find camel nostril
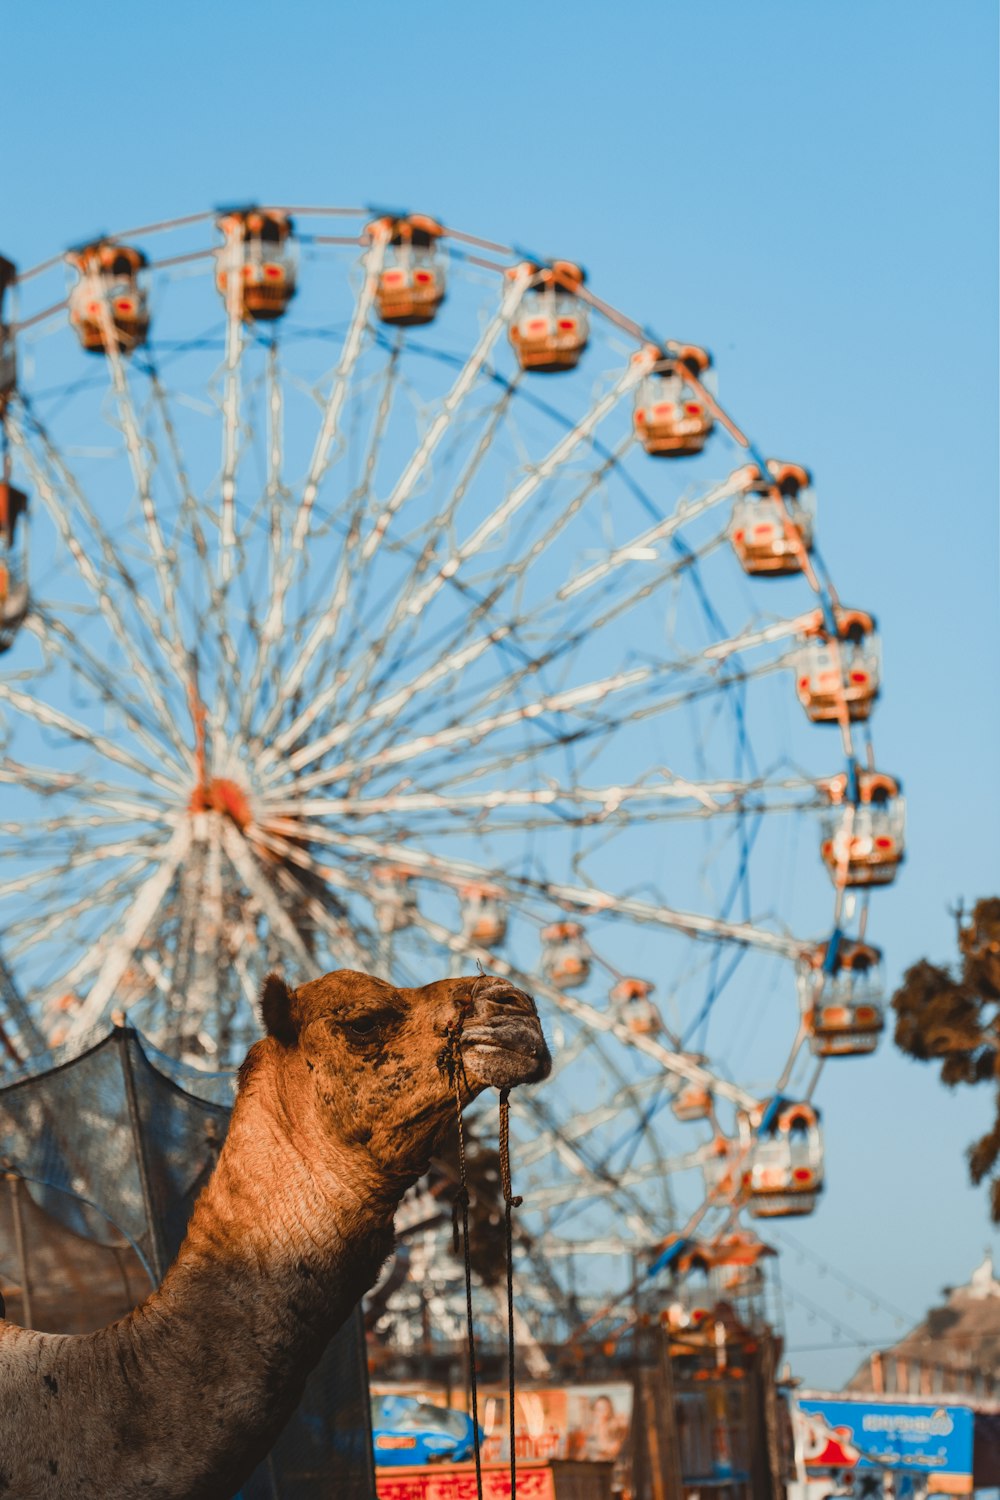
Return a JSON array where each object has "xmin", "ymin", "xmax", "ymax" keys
[{"xmin": 473, "ymin": 982, "xmax": 535, "ymax": 1018}]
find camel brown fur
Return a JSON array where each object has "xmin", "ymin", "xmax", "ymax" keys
[{"xmin": 0, "ymin": 969, "xmax": 550, "ymax": 1499}]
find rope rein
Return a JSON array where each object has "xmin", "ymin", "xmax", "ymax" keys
[
  {"xmin": 499, "ymin": 1086, "xmax": 522, "ymax": 1500},
  {"xmin": 444, "ymin": 1016, "xmax": 522, "ymax": 1500}
]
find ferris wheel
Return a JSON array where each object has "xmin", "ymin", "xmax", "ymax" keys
[{"xmin": 0, "ymin": 206, "xmax": 905, "ymax": 1348}]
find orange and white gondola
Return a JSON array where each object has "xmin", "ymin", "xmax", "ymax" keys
[
  {"xmin": 368, "ymin": 214, "xmax": 446, "ymax": 327},
  {"xmin": 729, "ymin": 460, "xmax": 814, "ymax": 576},
  {"xmin": 372, "ymin": 865, "xmax": 419, "ymax": 935},
  {"xmin": 799, "ymin": 939, "xmax": 885, "ymax": 1057},
  {"xmin": 215, "ymin": 208, "xmax": 297, "ymax": 322},
  {"xmin": 793, "ymin": 607, "xmax": 881, "ymax": 724},
  {"xmin": 747, "ymin": 1101, "xmax": 824, "ymax": 1219},
  {"xmin": 67, "ymin": 240, "xmax": 149, "ymax": 353},
  {"xmin": 508, "ymin": 260, "xmax": 588, "ymax": 372},
  {"xmin": 609, "ymin": 976, "xmax": 662, "ymax": 1036},
  {"xmin": 540, "ymin": 921, "xmax": 591, "ymax": 989},
  {"xmin": 818, "ymin": 770, "xmax": 905, "ymax": 888},
  {"xmin": 633, "ymin": 343, "xmax": 714, "ymax": 456},
  {"xmin": 458, "ymin": 883, "xmax": 507, "ymax": 948}
]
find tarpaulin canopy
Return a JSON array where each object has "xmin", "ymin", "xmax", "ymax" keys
[{"xmin": 0, "ymin": 1025, "xmax": 375, "ymax": 1500}]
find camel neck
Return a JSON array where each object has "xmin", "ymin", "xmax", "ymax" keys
[
  {"xmin": 100, "ymin": 1048, "xmax": 396, "ymax": 1496},
  {"xmin": 159, "ymin": 1043, "xmax": 395, "ymax": 1310}
]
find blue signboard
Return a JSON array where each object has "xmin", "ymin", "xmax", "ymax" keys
[{"xmin": 796, "ymin": 1397, "xmax": 974, "ymax": 1480}]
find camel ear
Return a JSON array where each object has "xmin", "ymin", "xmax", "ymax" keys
[{"xmin": 261, "ymin": 972, "xmax": 298, "ymax": 1044}]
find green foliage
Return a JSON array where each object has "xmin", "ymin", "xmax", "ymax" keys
[{"xmin": 892, "ymin": 898, "xmax": 1000, "ymax": 1221}]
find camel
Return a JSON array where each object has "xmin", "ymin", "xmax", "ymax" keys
[{"xmin": 0, "ymin": 968, "xmax": 550, "ymax": 1499}]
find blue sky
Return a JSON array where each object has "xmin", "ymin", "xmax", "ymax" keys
[{"xmin": 5, "ymin": 1, "xmax": 998, "ymax": 1388}]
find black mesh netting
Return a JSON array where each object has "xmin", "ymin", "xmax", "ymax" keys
[{"xmin": 0, "ymin": 1026, "xmax": 375, "ymax": 1500}]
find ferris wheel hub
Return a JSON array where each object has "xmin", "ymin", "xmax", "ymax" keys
[{"xmin": 188, "ymin": 777, "xmax": 251, "ymax": 831}]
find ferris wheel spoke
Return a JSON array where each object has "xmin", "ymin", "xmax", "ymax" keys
[
  {"xmin": 281, "ymin": 824, "xmax": 803, "ymax": 974},
  {"xmin": 143, "ymin": 365, "xmax": 213, "ymax": 578},
  {"xmin": 241, "ymin": 341, "xmax": 314, "ymax": 738},
  {"xmin": 142, "ymin": 362, "xmax": 247, "ymax": 696},
  {"xmin": 0, "ymin": 678, "xmax": 185, "ymax": 794},
  {"xmin": 276, "ymin": 651, "xmax": 778, "ymax": 799},
  {"xmin": 704, "ymin": 610, "xmax": 817, "ymax": 663},
  {"xmin": 219, "ymin": 823, "xmax": 323, "ymax": 976},
  {"xmin": 395, "ymin": 348, "xmax": 655, "ymax": 623},
  {"xmin": 7, "ymin": 408, "xmax": 195, "ymax": 765},
  {"xmin": 378, "ymin": 656, "xmax": 792, "ymax": 804},
  {"xmin": 62, "ymin": 822, "xmax": 191, "ymax": 1042},
  {"xmin": 99, "ymin": 330, "xmax": 190, "ymax": 666},
  {"xmin": 528, "ymin": 1151, "xmax": 706, "ymax": 1214},
  {"xmin": 556, "ymin": 470, "xmax": 743, "ymax": 603},
  {"xmin": 339, "ymin": 530, "xmax": 731, "ymax": 776},
  {"xmin": 519, "ymin": 1104, "xmax": 662, "ymax": 1240},
  {"xmin": 217, "ymin": 226, "xmax": 246, "ymax": 588},
  {"xmin": 332, "ymin": 381, "xmax": 523, "ymax": 722},
  {"xmin": 273, "ymin": 305, "xmax": 527, "ymax": 753},
  {"xmin": 248, "ymin": 823, "xmax": 374, "ymax": 969},
  {"xmin": 256, "ymin": 608, "xmax": 523, "ymax": 786},
  {"xmin": 288, "ymin": 228, "xmax": 389, "ymax": 560},
  {"xmin": 515, "ymin": 1075, "xmax": 680, "ymax": 1223},
  {"xmin": 331, "ymin": 438, "xmax": 630, "ymax": 744},
  {"xmin": 247, "ymin": 230, "xmax": 390, "ymax": 716},
  {"xmin": 0, "ymin": 758, "xmax": 175, "ymax": 820},
  {"xmin": 275, "ymin": 665, "xmax": 652, "ymax": 789},
  {"xmin": 358, "ymin": 267, "xmax": 531, "ymax": 573},
  {"xmin": 4, "ymin": 854, "xmax": 156, "ymax": 970},
  {"xmin": 341, "ymin": 438, "xmax": 734, "ymax": 746},
  {"xmin": 312, "ymin": 534, "xmax": 721, "ymax": 791},
  {"xmin": 23, "ymin": 613, "xmax": 191, "ymax": 776},
  {"xmin": 248, "ymin": 341, "xmax": 406, "ymax": 752},
  {"xmin": 0, "ymin": 834, "xmax": 160, "ymax": 903},
  {"xmin": 361, "ymin": 789, "xmax": 816, "ymax": 840}
]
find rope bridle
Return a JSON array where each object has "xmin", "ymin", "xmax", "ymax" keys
[{"xmin": 443, "ymin": 1010, "xmax": 522, "ymax": 1500}]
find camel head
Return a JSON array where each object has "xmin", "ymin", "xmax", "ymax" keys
[{"xmin": 254, "ymin": 969, "xmax": 551, "ymax": 1194}]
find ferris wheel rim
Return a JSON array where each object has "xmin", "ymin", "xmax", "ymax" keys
[{"xmin": 0, "ymin": 202, "xmax": 897, "ymax": 1311}]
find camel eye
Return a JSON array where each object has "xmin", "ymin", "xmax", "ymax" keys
[{"xmin": 347, "ymin": 1014, "xmax": 381, "ymax": 1037}]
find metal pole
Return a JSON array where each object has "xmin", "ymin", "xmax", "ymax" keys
[
  {"xmin": 117, "ymin": 1024, "xmax": 168, "ymax": 1284},
  {"xmin": 656, "ymin": 1324, "xmax": 685, "ymax": 1500},
  {"xmin": 7, "ymin": 1172, "xmax": 32, "ymax": 1328}
]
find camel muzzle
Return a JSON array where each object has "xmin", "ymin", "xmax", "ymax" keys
[{"xmin": 460, "ymin": 981, "xmax": 551, "ymax": 1087}]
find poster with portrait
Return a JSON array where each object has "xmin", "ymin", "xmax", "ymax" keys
[{"xmin": 477, "ymin": 1383, "xmax": 633, "ymax": 1463}]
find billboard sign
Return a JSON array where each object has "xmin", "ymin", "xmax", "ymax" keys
[{"xmin": 794, "ymin": 1397, "xmax": 974, "ymax": 1491}]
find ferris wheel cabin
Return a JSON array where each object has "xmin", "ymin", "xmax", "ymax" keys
[
  {"xmin": 540, "ymin": 921, "xmax": 591, "ymax": 988},
  {"xmin": 368, "ymin": 214, "xmax": 446, "ymax": 327},
  {"xmin": 215, "ymin": 209, "xmax": 297, "ymax": 322},
  {"xmin": 729, "ymin": 460, "xmax": 814, "ymax": 576},
  {"xmin": 663, "ymin": 1234, "xmax": 774, "ymax": 1343},
  {"xmin": 633, "ymin": 344, "xmax": 715, "ymax": 457},
  {"xmin": 747, "ymin": 1101, "xmax": 824, "ymax": 1219},
  {"xmin": 372, "ymin": 865, "xmax": 419, "ymax": 935},
  {"xmin": 67, "ymin": 241, "xmax": 149, "ymax": 354},
  {"xmin": 508, "ymin": 260, "xmax": 589, "ymax": 373},
  {"xmin": 800, "ymin": 939, "xmax": 885, "ymax": 1057},
  {"xmin": 459, "ymin": 883, "xmax": 507, "ymax": 948},
  {"xmin": 671, "ymin": 1076, "xmax": 714, "ymax": 1123},
  {"xmin": 819, "ymin": 769, "xmax": 905, "ymax": 888},
  {"xmin": 610, "ymin": 976, "xmax": 663, "ymax": 1036},
  {"xmin": 794, "ymin": 606, "xmax": 881, "ymax": 724},
  {"xmin": 0, "ymin": 482, "xmax": 29, "ymax": 653}
]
